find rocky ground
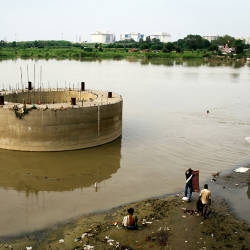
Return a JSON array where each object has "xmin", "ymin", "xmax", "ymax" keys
[{"xmin": 0, "ymin": 169, "xmax": 249, "ymax": 250}]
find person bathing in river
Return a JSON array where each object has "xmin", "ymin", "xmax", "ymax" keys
[
  {"xmin": 199, "ymin": 184, "xmax": 211, "ymax": 219},
  {"xmin": 122, "ymin": 208, "xmax": 138, "ymax": 230},
  {"xmin": 184, "ymin": 168, "xmax": 194, "ymax": 202}
]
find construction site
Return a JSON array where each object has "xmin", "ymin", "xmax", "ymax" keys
[{"xmin": 0, "ymin": 82, "xmax": 123, "ymax": 151}]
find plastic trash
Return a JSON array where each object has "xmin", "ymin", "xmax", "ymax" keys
[
  {"xmin": 83, "ymin": 245, "xmax": 94, "ymax": 250},
  {"xmin": 244, "ymin": 137, "xmax": 250, "ymax": 143},
  {"xmin": 233, "ymin": 167, "xmax": 249, "ymax": 173},
  {"xmin": 81, "ymin": 233, "xmax": 88, "ymax": 239},
  {"xmin": 182, "ymin": 197, "xmax": 188, "ymax": 201},
  {"xmin": 26, "ymin": 247, "xmax": 32, "ymax": 250},
  {"xmin": 59, "ymin": 239, "xmax": 64, "ymax": 243}
]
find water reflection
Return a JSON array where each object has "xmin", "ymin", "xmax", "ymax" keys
[
  {"xmin": 0, "ymin": 138, "xmax": 121, "ymax": 193},
  {"xmin": 247, "ymin": 184, "xmax": 250, "ymax": 200},
  {"xmin": 231, "ymin": 73, "xmax": 240, "ymax": 79}
]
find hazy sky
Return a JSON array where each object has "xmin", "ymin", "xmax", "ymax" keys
[{"xmin": 1, "ymin": 0, "xmax": 250, "ymax": 42}]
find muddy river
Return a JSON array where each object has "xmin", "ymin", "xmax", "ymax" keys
[{"xmin": 0, "ymin": 59, "xmax": 250, "ymax": 236}]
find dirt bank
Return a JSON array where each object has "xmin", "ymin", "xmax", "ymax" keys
[
  {"xmin": 0, "ymin": 168, "xmax": 249, "ymax": 249},
  {"xmin": 0, "ymin": 192, "xmax": 249, "ymax": 250}
]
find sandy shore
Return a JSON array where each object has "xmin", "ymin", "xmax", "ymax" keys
[{"xmin": 0, "ymin": 169, "xmax": 249, "ymax": 250}]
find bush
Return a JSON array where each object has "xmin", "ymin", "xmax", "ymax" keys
[{"xmin": 84, "ymin": 47, "xmax": 93, "ymax": 52}]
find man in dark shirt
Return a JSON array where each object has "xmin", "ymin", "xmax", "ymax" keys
[{"xmin": 184, "ymin": 168, "xmax": 194, "ymax": 202}]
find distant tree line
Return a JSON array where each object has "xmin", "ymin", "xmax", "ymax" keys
[
  {"xmin": 0, "ymin": 40, "xmax": 82, "ymax": 49},
  {"xmin": 0, "ymin": 35, "xmax": 248, "ymax": 55},
  {"xmin": 104, "ymin": 34, "xmax": 249, "ymax": 54}
]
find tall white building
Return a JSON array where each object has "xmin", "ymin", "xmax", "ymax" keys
[
  {"xmin": 149, "ymin": 32, "xmax": 171, "ymax": 43},
  {"xmin": 120, "ymin": 32, "xmax": 144, "ymax": 42},
  {"xmin": 246, "ymin": 37, "xmax": 250, "ymax": 45},
  {"xmin": 202, "ymin": 36, "xmax": 219, "ymax": 42},
  {"xmin": 91, "ymin": 31, "xmax": 115, "ymax": 44}
]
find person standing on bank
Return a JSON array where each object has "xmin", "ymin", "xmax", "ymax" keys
[
  {"xmin": 199, "ymin": 184, "xmax": 211, "ymax": 218},
  {"xmin": 184, "ymin": 168, "xmax": 194, "ymax": 202}
]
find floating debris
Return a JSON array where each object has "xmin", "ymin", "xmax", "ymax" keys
[
  {"xmin": 244, "ymin": 137, "xmax": 250, "ymax": 143},
  {"xmin": 234, "ymin": 167, "xmax": 249, "ymax": 173}
]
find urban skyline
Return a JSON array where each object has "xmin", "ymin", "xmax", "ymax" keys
[{"xmin": 1, "ymin": 0, "xmax": 250, "ymax": 42}]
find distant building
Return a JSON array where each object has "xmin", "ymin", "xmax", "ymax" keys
[
  {"xmin": 120, "ymin": 32, "xmax": 144, "ymax": 42},
  {"xmin": 149, "ymin": 32, "xmax": 171, "ymax": 43},
  {"xmin": 202, "ymin": 36, "xmax": 219, "ymax": 42},
  {"xmin": 91, "ymin": 31, "xmax": 115, "ymax": 44},
  {"xmin": 246, "ymin": 37, "xmax": 250, "ymax": 45}
]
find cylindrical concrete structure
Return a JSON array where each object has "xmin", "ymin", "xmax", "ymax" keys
[{"xmin": 0, "ymin": 89, "xmax": 122, "ymax": 151}]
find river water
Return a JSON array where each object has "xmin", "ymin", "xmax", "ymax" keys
[{"xmin": 0, "ymin": 59, "xmax": 250, "ymax": 236}]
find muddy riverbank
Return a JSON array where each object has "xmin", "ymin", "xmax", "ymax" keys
[{"xmin": 0, "ymin": 168, "xmax": 249, "ymax": 250}]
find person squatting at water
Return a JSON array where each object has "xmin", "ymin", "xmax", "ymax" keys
[
  {"xmin": 197, "ymin": 184, "xmax": 211, "ymax": 219},
  {"xmin": 122, "ymin": 208, "xmax": 138, "ymax": 230},
  {"xmin": 184, "ymin": 168, "xmax": 195, "ymax": 202}
]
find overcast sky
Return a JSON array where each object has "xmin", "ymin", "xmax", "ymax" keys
[{"xmin": 1, "ymin": 0, "xmax": 250, "ymax": 42}]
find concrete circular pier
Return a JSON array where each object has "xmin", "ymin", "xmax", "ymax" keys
[{"xmin": 0, "ymin": 88, "xmax": 122, "ymax": 151}]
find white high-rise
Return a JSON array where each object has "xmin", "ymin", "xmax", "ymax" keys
[
  {"xmin": 149, "ymin": 32, "xmax": 171, "ymax": 43},
  {"xmin": 120, "ymin": 32, "xmax": 144, "ymax": 42},
  {"xmin": 202, "ymin": 36, "xmax": 219, "ymax": 42},
  {"xmin": 91, "ymin": 31, "xmax": 115, "ymax": 44},
  {"xmin": 244, "ymin": 37, "xmax": 250, "ymax": 45}
]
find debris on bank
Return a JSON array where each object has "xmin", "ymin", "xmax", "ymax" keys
[{"xmin": 233, "ymin": 167, "xmax": 249, "ymax": 173}]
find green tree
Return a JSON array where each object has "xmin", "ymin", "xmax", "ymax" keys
[
  {"xmin": 232, "ymin": 39, "xmax": 244, "ymax": 54},
  {"xmin": 211, "ymin": 35, "xmax": 235, "ymax": 47},
  {"xmin": 0, "ymin": 40, "xmax": 7, "ymax": 48},
  {"xmin": 163, "ymin": 42, "xmax": 175, "ymax": 52},
  {"xmin": 139, "ymin": 43, "xmax": 150, "ymax": 50},
  {"xmin": 182, "ymin": 35, "xmax": 210, "ymax": 50}
]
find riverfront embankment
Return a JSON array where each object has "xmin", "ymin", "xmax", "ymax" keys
[
  {"xmin": 0, "ymin": 169, "xmax": 249, "ymax": 250},
  {"xmin": 0, "ymin": 47, "xmax": 250, "ymax": 62}
]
